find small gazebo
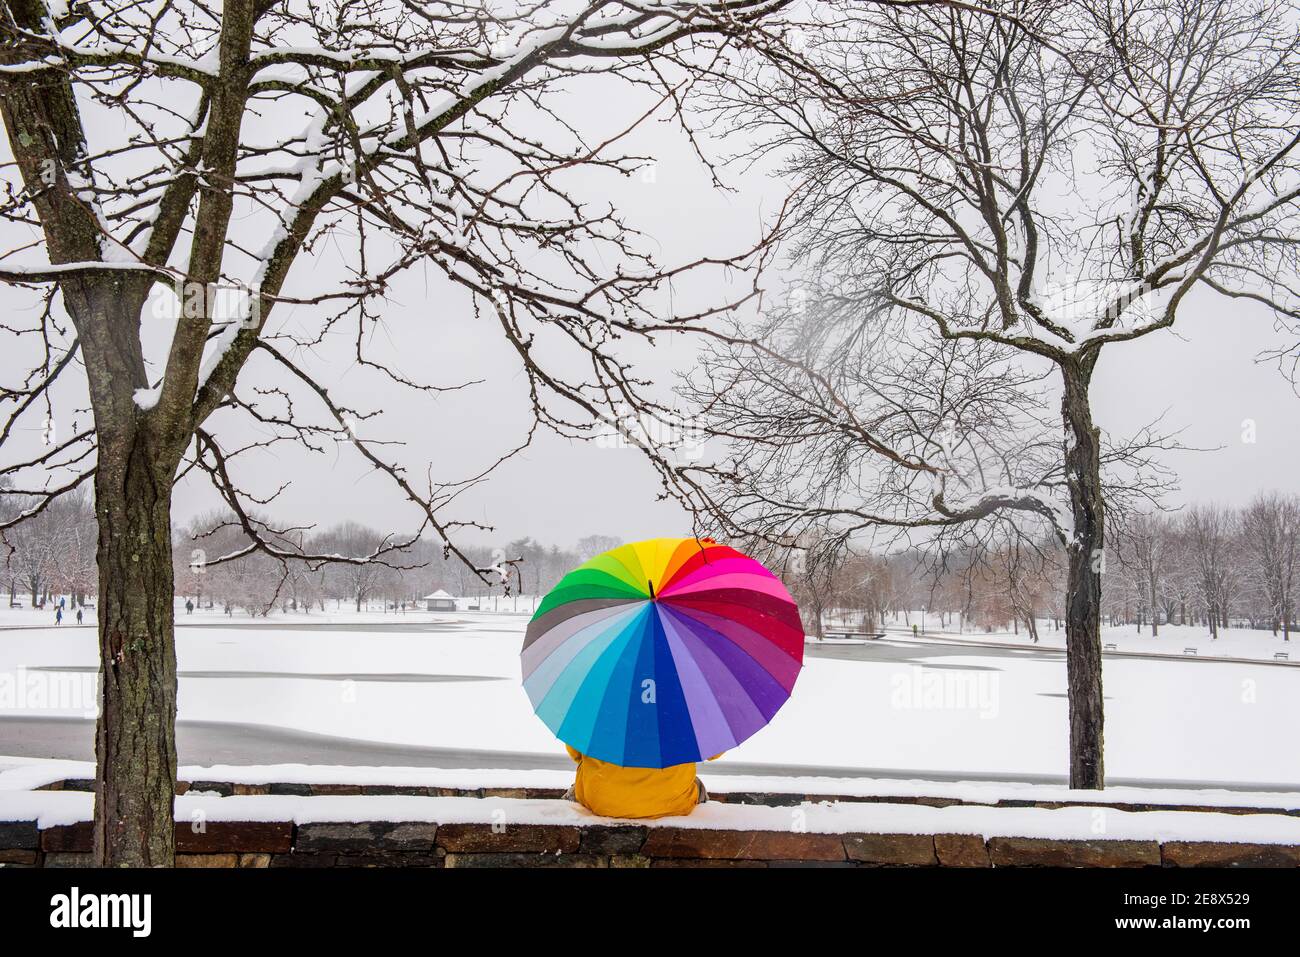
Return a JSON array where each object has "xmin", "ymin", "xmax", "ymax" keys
[{"xmin": 422, "ymin": 589, "xmax": 457, "ymax": 612}]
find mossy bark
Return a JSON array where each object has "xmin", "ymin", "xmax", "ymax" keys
[
  {"xmin": 91, "ymin": 430, "xmax": 179, "ymax": 866},
  {"xmin": 1061, "ymin": 359, "xmax": 1105, "ymax": 790}
]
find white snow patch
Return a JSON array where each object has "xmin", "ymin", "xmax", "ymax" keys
[
  {"xmin": 132, "ymin": 384, "xmax": 162, "ymax": 411},
  {"xmin": 5, "ymin": 755, "xmax": 1299, "ymax": 814},
  {"xmin": 5, "ymin": 788, "xmax": 1300, "ymax": 844}
]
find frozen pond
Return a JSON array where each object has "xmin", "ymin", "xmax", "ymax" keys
[{"xmin": 0, "ymin": 612, "xmax": 1297, "ymax": 790}]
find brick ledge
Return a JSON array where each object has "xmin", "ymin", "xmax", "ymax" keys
[{"xmin": 4, "ymin": 817, "xmax": 1298, "ymax": 868}]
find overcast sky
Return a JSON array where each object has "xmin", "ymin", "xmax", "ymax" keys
[
  {"xmin": 3, "ymin": 66, "xmax": 1298, "ymax": 553},
  {"xmin": 189, "ymin": 81, "xmax": 1299, "ymax": 549}
]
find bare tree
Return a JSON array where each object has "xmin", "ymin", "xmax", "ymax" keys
[
  {"xmin": 1002, "ymin": 534, "xmax": 1056, "ymax": 642},
  {"xmin": 575, "ymin": 534, "xmax": 623, "ymax": 560},
  {"xmin": 670, "ymin": 0, "xmax": 1300, "ymax": 787},
  {"xmin": 1240, "ymin": 491, "xmax": 1299, "ymax": 640},
  {"xmin": 1184, "ymin": 503, "xmax": 1237, "ymax": 638},
  {"xmin": 1116, "ymin": 511, "xmax": 1170, "ymax": 637},
  {"xmin": 850, "ymin": 552, "xmax": 898, "ymax": 632},
  {"xmin": 1, "ymin": 488, "xmax": 91, "ymax": 605},
  {"xmin": 314, "ymin": 523, "xmax": 395, "ymax": 612},
  {"xmin": 6, "ymin": 507, "xmax": 52, "ymax": 605},
  {"xmin": 0, "ymin": 0, "xmax": 793, "ymax": 864},
  {"xmin": 776, "ymin": 528, "xmax": 847, "ymax": 639}
]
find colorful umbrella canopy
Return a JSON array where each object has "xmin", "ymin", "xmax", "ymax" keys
[{"xmin": 522, "ymin": 537, "xmax": 803, "ymax": 769}]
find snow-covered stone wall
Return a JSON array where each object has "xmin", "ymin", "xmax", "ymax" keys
[{"xmin": 3, "ymin": 778, "xmax": 1299, "ymax": 868}]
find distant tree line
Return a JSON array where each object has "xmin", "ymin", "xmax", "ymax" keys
[
  {"xmin": 0, "ymin": 490, "xmax": 624, "ymax": 616},
  {"xmin": 3, "ymin": 489, "xmax": 1295, "ymax": 641},
  {"xmin": 168, "ymin": 513, "xmax": 622, "ymax": 616},
  {"xmin": 781, "ymin": 491, "xmax": 1299, "ymax": 642}
]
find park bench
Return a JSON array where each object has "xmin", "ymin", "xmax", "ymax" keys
[
  {"xmin": 1183, "ymin": 647, "xmax": 1197, "ymax": 656},
  {"xmin": 821, "ymin": 631, "xmax": 885, "ymax": 641},
  {"xmin": 1275, "ymin": 652, "xmax": 1289, "ymax": 661},
  {"xmin": 1103, "ymin": 643, "xmax": 1117, "ymax": 651}
]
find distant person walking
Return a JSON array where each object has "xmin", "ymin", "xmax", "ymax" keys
[
  {"xmin": 54, "ymin": 606, "xmax": 62, "ymax": 626},
  {"xmin": 76, "ymin": 608, "xmax": 83, "ymax": 625},
  {"xmin": 186, "ymin": 599, "xmax": 194, "ymax": 615}
]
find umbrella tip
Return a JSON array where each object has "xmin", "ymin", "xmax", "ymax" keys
[{"xmin": 648, "ymin": 579, "xmax": 655, "ymax": 599}]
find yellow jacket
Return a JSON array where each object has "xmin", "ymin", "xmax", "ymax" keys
[{"xmin": 565, "ymin": 746, "xmax": 721, "ymax": 819}]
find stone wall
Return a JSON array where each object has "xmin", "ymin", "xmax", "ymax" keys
[
  {"xmin": 4, "ymin": 817, "xmax": 1300, "ymax": 868},
  {"xmin": 5, "ymin": 778, "xmax": 1297, "ymax": 868}
]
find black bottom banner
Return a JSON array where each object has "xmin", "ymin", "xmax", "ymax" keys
[{"xmin": 0, "ymin": 865, "xmax": 1289, "ymax": 944}]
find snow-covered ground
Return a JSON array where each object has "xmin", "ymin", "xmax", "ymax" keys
[
  {"xmin": 11, "ymin": 600, "xmax": 1292, "ymax": 662},
  {"xmin": 821, "ymin": 612, "xmax": 1298, "ymax": 664},
  {"xmin": 6, "ymin": 756, "xmax": 1299, "ymax": 812},
  {"xmin": 7, "ymin": 784, "xmax": 1300, "ymax": 844},
  {"xmin": 1, "ymin": 609, "xmax": 1296, "ymax": 790},
  {"xmin": 875, "ymin": 621, "xmax": 1297, "ymax": 664}
]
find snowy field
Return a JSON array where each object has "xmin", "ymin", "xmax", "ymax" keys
[
  {"xmin": 822, "ymin": 612, "xmax": 1298, "ymax": 664},
  {"xmin": 1, "ymin": 606, "xmax": 1297, "ymax": 790},
  {"xmin": 9, "ymin": 601, "xmax": 1294, "ymax": 661},
  {"xmin": 900, "ymin": 622, "xmax": 1296, "ymax": 664}
]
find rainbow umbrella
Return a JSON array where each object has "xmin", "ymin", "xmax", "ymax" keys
[{"xmin": 521, "ymin": 537, "xmax": 804, "ymax": 769}]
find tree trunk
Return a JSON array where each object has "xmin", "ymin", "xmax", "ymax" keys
[
  {"xmin": 1061, "ymin": 361, "xmax": 1105, "ymax": 790},
  {"xmin": 92, "ymin": 432, "xmax": 179, "ymax": 867}
]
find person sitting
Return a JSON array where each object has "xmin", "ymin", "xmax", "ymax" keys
[{"xmin": 562, "ymin": 746, "xmax": 722, "ymax": 819}]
